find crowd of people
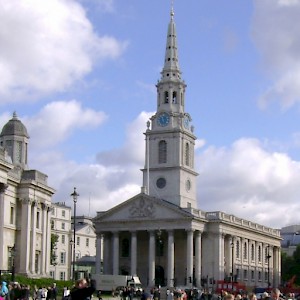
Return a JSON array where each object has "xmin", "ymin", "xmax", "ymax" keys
[
  {"xmin": 139, "ymin": 287, "xmax": 300, "ymax": 300},
  {"xmin": 0, "ymin": 281, "xmax": 58, "ymax": 300},
  {"xmin": 2, "ymin": 278, "xmax": 300, "ymax": 300}
]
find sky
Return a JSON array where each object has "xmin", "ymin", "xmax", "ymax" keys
[{"xmin": 1, "ymin": 0, "xmax": 300, "ymax": 229}]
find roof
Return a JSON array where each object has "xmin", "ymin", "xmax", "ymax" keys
[{"xmin": 0, "ymin": 112, "xmax": 29, "ymax": 138}]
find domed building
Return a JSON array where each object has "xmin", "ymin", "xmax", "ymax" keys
[{"xmin": 0, "ymin": 112, "xmax": 55, "ymax": 277}]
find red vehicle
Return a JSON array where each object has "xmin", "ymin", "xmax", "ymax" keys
[{"xmin": 216, "ymin": 280, "xmax": 246, "ymax": 294}]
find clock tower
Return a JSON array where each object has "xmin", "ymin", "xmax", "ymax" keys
[{"xmin": 142, "ymin": 7, "xmax": 198, "ymax": 209}]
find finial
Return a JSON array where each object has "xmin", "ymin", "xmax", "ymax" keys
[
  {"xmin": 13, "ymin": 111, "xmax": 18, "ymax": 119},
  {"xmin": 171, "ymin": 0, "xmax": 174, "ymax": 19}
]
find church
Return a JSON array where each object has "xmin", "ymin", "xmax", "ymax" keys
[{"xmin": 93, "ymin": 8, "xmax": 281, "ymax": 290}]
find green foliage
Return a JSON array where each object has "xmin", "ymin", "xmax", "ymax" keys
[
  {"xmin": 50, "ymin": 233, "xmax": 59, "ymax": 266},
  {"xmin": 282, "ymin": 245, "xmax": 300, "ymax": 286}
]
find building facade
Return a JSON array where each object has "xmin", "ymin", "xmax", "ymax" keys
[
  {"xmin": 0, "ymin": 114, "xmax": 97, "ymax": 280},
  {"xmin": 50, "ymin": 202, "xmax": 73, "ymax": 280},
  {"xmin": 93, "ymin": 8, "xmax": 282, "ymax": 290},
  {"xmin": 280, "ymin": 225, "xmax": 300, "ymax": 257},
  {"xmin": 0, "ymin": 112, "xmax": 55, "ymax": 277}
]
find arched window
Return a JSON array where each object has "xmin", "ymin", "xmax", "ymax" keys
[
  {"xmin": 258, "ymin": 245, "xmax": 262, "ymax": 262},
  {"xmin": 164, "ymin": 91, "xmax": 169, "ymax": 103},
  {"xmin": 185, "ymin": 143, "xmax": 190, "ymax": 166},
  {"xmin": 121, "ymin": 238, "xmax": 130, "ymax": 257},
  {"xmin": 172, "ymin": 91, "xmax": 177, "ymax": 103},
  {"xmin": 243, "ymin": 242, "xmax": 247, "ymax": 259},
  {"xmin": 159, "ymin": 140, "xmax": 167, "ymax": 163}
]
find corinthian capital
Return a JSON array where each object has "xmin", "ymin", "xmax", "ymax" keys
[{"xmin": 0, "ymin": 182, "xmax": 8, "ymax": 194}]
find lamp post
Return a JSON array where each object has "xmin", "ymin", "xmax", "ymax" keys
[
  {"xmin": 71, "ymin": 187, "xmax": 79, "ymax": 281},
  {"xmin": 231, "ymin": 239, "xmax": 234, "ymax": 284},
  {"xmin": 69, "ymin": 239, "xmax": 74, "ymax": 280},
  {"xmin": 267, "ymin": 246, "xmax": 272, "ymax": 289}
]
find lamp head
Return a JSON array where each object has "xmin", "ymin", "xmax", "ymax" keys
[{"xmin": 71, "ymin": 187, "xmax": 79, "ymax": 203}]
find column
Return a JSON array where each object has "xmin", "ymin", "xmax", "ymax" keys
[
  {"xmin": 194, "ymin": 231, "xmax": 202, "ymax": 288},
  {"xmin": 30, "ymin": 201, "xmax": 37, "ymax": 273},
  {"xmin": 213, "ymin": 233, "xmax": 225, "ymax": 281},
  {"xmin": 19, "ymin": 199, "xmax": 32, "ymax": 274},
  {"xmin": 167, "ymin": 230, "xmax": 174, "ymax": 287},
  {"xmin": 131, "ymin": 231, "xmax": 137, "ymax": 276},
  {"xmin": 186, "ymin": 229, "xmax": 194, "ymax": 286},
  {"xmin": 95, "ymin": 234, "xmax": 102, "ymax": 274},
  {"xmin": 0, "ymin": 183, "xmax": 7, "ymax": 270},
  {"xmin": 45, "ymin": 205, "xmax": 52, "ymax": 275},
  {"xmin": 113, "ymin": 232, "xmax": 119, "ymax": 275},
  {"xmin": 148, "ymin": 230, "xmax": 155, "ymax": 287},
  {"xmin": 103, "ymin": 234, "xmax": 110, "ymax": 274},
  {"xmin": 274, "ymin": 246, "xmax": 281, "ymax": 287},
  {"xmin": 41, "ymin": 203, "xmax": 48, "ymax": 274}
]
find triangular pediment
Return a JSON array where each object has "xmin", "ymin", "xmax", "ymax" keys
[{"xmin": 94, "ymin": 193, "xmax": 192, "ymax": 223}]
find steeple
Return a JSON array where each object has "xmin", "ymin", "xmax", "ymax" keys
[
  {"xmin": 155, "ymin": 5, "xmax": 187, "ymax": 116},
  {"xmin": 161, "ymin": 6, "xmax": 181, "ymax": 81},
  {"xmin": 143, "ymin": 6, "xmax": 198, "ymax": 210}
]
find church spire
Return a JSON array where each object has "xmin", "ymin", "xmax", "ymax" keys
[{"xmin": 161, "ymin": 4, "xmax": 181, "ymax": 81}]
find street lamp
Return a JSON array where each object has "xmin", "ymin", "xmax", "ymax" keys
[
  {"xmin": 71, "ymin": 187, "xmax": 79, "ymax": 281},
  {"xmin": 267, "ymin": 246, "xmax": 272, "ymax": 289}
]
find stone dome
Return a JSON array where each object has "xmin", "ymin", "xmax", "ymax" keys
[{"xmin": 0, "ymin": 112, "xmax": 29, "ymax": 138}]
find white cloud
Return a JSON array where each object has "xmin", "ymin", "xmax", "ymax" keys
[
  {"xmin": 25, "ymin": 100, "xmax": 107, "ymax": 148},
  {"xmin": 197, "ymin": 138, "xmax": 300, "ymax": 228},
  {"xmin": 0, "ymin": 0, "xmax": 127, "ymax": 102},
  {"xmin": 28, "ymin": 111, "xmax": 152, "ymax": 214},
  {"xmin": 19, "ymin": 105, "xmax": 300, "ymax": 229},
  {"xmin": 252, "ymin": 0, "xmax": 300, "ymax": 109}
]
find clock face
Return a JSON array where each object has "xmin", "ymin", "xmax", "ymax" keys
[
  {"xmin": 157, "ymin": 112, "xmax": 170, "ymax": 127},
  {"xmin": 183, "ymin": 116, "xmax": 189, "ymax": 129}
]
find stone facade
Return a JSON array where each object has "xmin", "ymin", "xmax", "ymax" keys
[
  {"xmin": 93, "ymin": 8, "xmax": 282, "ymax": 291},
  {"xmin": 0, "ymin": 113, "xmax": 55, "ymax": 277}
]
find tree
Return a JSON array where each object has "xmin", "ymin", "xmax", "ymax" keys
[
  {"xmin": 51, "ymin": 233, "xmax": 59, "ymax": 266},
  {"xmin": 281, "ymin": 245, "xmax": 300, "ymax": 286}
]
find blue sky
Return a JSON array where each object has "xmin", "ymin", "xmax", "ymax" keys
[{"xmin": 1, "ymin": 0, "xmax": 300, "ymax": 229}]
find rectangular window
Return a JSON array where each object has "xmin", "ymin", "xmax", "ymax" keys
[
  {"xmin": 243, "ymin": 270, "xmax": 248, "ymax": 280},
  {"xmin": 251, "ymin": 270, "xmax": 255, "ymax": 281},
  {"xmin": 236, "ymin": 268, "xmax": 240, "ymax": 279},
  {"xmin": 7, "ymin": 246, "xmax": 13, "ymax": 269},
  {"xmin": 36, "ymin": 211, "xmax": 40, "ymax": 229},
  {"xmin": 35, "ymin": 252, "xmax": 39, "ymax": 273},
  {"xmin": 86, "ymin": 238, "xmax": 89, "ymax": 247},
  {"xmin": 265, "ymin": 271, "xmax": 268, "ymax": 282},
  {"xmin": 60, "ymin": 252, "xmax": 66, "ymax": 264},
  {"xmin": 61, "ymin": 222, "xmax": 65, "ymax": 230},
  {"xmin": 60, "ymin": 272, "xmax": 66, "ymax": 281},
  {"xmin": 50, "ymin": 271, "xmax": 54, "ymax": 279},
  {"xmin": 77, "ymin": 237, "xmax": 80, "ymax": 246},
  {"xmin": 10, "ymin": 206, "xmax": 14, "ymax": 224},
  {"xmin": 62, "ymin": 210, "xmax": 65, "ymax": 217},
  {"xmin": 62, "ymin": 235, "xmax": 65, "ymax": 244}
]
